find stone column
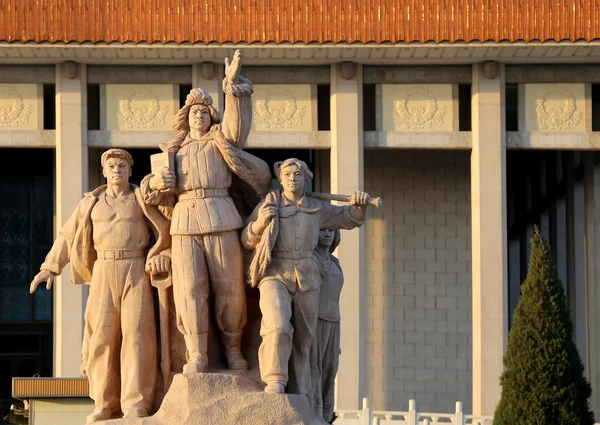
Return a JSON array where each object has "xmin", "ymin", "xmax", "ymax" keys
[
  {"xmin": 330, "ymin": 62, "xmax": 365, "ymax": 410},
  {"xmin": 53, "ymin": 62, "xmax": 88, "ymax": 377},
  {"xmin": 470, "ymin": 62, "xmax": 508, "ymax": 415},
  {"xmin": 192, "ymin": 63, "xmax": 224, "ymax": 112}
]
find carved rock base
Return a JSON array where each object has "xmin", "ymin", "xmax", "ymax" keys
[{"xmin": 102, "ymin": 372, "xmax": 327, "ymax": 425}]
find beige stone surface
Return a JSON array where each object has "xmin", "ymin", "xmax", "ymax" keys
[
  {"xmin": 0, "ymin": 83, "xmax": 42, "ymax": 130},
  {"xmin": 102, "ymin": 373, "xmax": 327, "ymax": 425},
  {"xmin": 31, "ymin": 398, "xmax": 95, "ymax": 425},
  {"xmin": 252, "ymin": 84, "xmax": 315, "ymax": 131},
  {"xmin": 524, "ymin": 83, "xmax": 587, "ymax": 132},
  {"xmin": 381, "ymin": 84, "xmax": 454, "ymax": 132},
  {"xmin": 330, "ymin": 62, "xmax": 366, "ymax": 410},
  {"xmin": 54, "ymin": 63, "xmax": 87, "ymax": 378},
  {"xmin": 471, "ymin": 62, "xmax": 508, "ymax": 416},
  {"xmin": 104, "ymin": 84, "xmax": 178, "ymax": 131},
  {"xmin": 364, "ymin": 150, "xmax": 472, "ymax": 413}
]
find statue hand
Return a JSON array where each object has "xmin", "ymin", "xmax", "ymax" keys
[
  {"xmin": 350, "ymin": 191, "xmax": 370, "ymax": 208},
  {"xmin": 80, "ymin": 358, "xmax": 88, "ymax": 377},
  {"xmin": 253, "ymin": 203, "xmax": 278, "ymax": 235},
  {"xmin": 30, "ymin": 270, "xmax": 55, "ymax": 293},
  {"xmin": 224, "ymin": 49, "xmax": 242, "ymax": 83},
  {"xmin": 146, "ymin": 255, "xmax": 171, "ymax": 275},
  {"xmin": 149, "ymin": 171, "xmax": 176, "ymax": 191}
]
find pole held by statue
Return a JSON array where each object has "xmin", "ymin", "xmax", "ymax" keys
[{"xmin": 306, "ymin": 192, "xmax": 383, "ymax": 208}]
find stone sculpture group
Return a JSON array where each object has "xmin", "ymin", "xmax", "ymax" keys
[{"xmin": 29, "ymin": 50, "xmax": 378, "ymax": 424}]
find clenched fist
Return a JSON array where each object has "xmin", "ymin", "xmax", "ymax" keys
[
  {"xmin": 149, "ymin": 171, "xmax": 176, "ymax": 192},
  {"xmin": 146, "ymin": 255, "xmax": 171, "ymax": 275}
]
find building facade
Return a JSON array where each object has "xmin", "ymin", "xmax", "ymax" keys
[{"xmin": 2, "ymin": 0, "xmax": 600, "ymax": 419}]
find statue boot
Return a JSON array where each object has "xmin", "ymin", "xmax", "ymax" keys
[
  {"xmin": 222, "ymin": 331, "xmax": 248, "ymax": 370},
  {"xmin": 183, "ymin": 333, "xmax": 208, "ymax": 374}
]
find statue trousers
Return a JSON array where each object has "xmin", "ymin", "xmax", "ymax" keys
[
  {"xmin": 171, "ymin": 231, "xmax": 247, "ymax": 336},
  {"xmin": 258, "ymin": 279, "xmax": 319, "ymax": 397},
  {"xmin": 309, "ymin": 319, "xmax": 341, "ymax": 422},
  {"xmin": 85, "ymin": 257, "xmax": 157, "ymax": 414}
]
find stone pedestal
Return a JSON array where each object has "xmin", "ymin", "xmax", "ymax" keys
[{"xmin": 104, "ymin": 373, "xmax": 326, "ymax": 425}]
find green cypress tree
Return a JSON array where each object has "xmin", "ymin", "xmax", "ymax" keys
[{"xmin": 494, "ymin": 227, "xmax": 595, "ymax": 425}]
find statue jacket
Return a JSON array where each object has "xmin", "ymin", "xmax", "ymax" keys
[
  {"xmin": 241, "ymin": 190, "xmax": 363, "ymax": 292},
  {"xmin": 141, "ymin": 76, "xmax": 271, "ymax": 235},
  {"xmin": 40, "ymin": 184, "xmax": 172, "ymax": 289}
]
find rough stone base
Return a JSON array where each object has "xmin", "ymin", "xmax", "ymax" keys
[{"xmin": 103, "ymin": 372, "xmax": 327, "ymax": 425}]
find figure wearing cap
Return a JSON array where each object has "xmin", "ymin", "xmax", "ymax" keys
[
  {"xmin": 141, "ymin": 50, "xmax": 271, "ymax": 374},
  {"xmin": 30, "ymin": 149, "xmax": 172, "ymax": 423}
]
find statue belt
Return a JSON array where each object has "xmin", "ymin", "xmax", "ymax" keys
[
  {"xmin": 272, "ymin": 250, "xmax": 313, "ymax": 260},
  {"xmin": 178, "ymin": 189, "xmax": 229, "ymax": 200},
  {"xmin": 97, "ymin": 249, "xmax": 145, "ymax": 260}
]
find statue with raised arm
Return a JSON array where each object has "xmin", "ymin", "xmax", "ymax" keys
[
  {"xmin": 141, "ymin": 50, "xmax": 271, "ymax": 374},
  {"xmin": 30, "ymin": 149, "xmax": 172, "ymax": 423},
  {"xmin": 240, "ymin": 158, "xmax": 372, "ymax": 397}
]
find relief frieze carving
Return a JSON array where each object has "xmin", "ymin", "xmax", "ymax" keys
[
  {"xmin": 533, "ymin": 87, "xmax": 582, "ymax": 131},
  {"xmin": 0, "ymin": 84, "xmax": 34, "ymax": 129},
  {"xmin": 393, "ymin": 88, "xmax": 448, "ymax": 130},
  {"xmin": 117, "ymin": 88, "xmax": 170, "ymax": 129},
  {"xmin": 253, "ymin": 86, "xmax": 307, "ymax": 129}
]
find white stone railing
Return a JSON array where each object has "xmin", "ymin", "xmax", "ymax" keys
[{"xmin": 335, "ymin": 399, "xmax": 493, "ymax": 425}]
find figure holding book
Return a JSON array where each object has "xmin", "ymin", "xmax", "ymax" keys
[{"xmin": 141, "ymin": 50, "xmax": 271, "ymax": 374}]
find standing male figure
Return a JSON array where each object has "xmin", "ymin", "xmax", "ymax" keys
[
  {"xmin": 142, "ymin": 50, "xmax": 271, "ymax": 373},
  {"xmin": 241, "ymin": 158, "xmax": 371, "ymax": 397},
  {"xmin": 30, "ymin": 149, "xmax": 171, "ymax": 423}
]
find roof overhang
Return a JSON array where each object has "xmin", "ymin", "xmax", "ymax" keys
[{"xmin": 1, "ymin": 41, "xmax": 600, "ymax": 65}]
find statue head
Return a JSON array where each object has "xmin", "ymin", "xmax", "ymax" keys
[
  {"xmin": 101, "ymin": 148, "xmax": 133, "ymax": 186},
  {"xmin": 274, "ymin": 158, "xmax": 313, "ymax": 197},
  {"xmin": 318, "ymin": 228, "xmax": 341, "ymax": 254},
  {"xmin": 172, "ymin": 88, "xmax": 222, "ymax": 133}
]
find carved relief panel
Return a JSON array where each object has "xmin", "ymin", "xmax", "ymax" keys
[
  {"xmin": 380, "ymin": 84, "xmax": 455, "ymax": 132},
  {"xmin": 251, "ymin": 84, "xmax": 316, "ymax": 132},
  {"xmin": 103, "ymin": 84, "xmax": 179, "ymax": 131},
  {"xmin": 524, "ymin": 83, "xmax": 587, "ymax": 132},
  {"xmin": 0, "ymin": 84, "xmax": 42, "ymax": 130}
]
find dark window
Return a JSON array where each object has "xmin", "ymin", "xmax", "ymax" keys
[
  {"xmin": 592, "ymin": 84, "xmax": 600, "ymax": 131},
  {"xmin": 87, "ymin": 84, "xmax": 101, "ymax": 130},
  {"xmin": 363, "ymin": 84, "xmax": 376, "ymax": 131},
  {"xmin": 42, "ymin": 85, "xmax": 55, "ymax": 130},
  {"xmin": 458, "ymin": 84, "xmax": 472, "ymax": 131},
  {"xmin": 506, "ymin": 84, "xmax": 519, "ymax": 131},
  {"xmin": 0, "ymin": 149, "xmax": 54, "ymax": 416},
  {"xmin": 180, "ymin": 84, "xmax": 193, "ymax": 108},
  {"xmin": 317, "ymin": 85, "xmax": 330, "ymax": 131}
]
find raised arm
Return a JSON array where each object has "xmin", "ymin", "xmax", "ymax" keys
[{"xmin": 221, "ymin": 50, "xmax": 254, "ymax": 149}]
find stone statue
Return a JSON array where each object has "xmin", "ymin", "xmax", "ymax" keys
[
  {"xmin": 240, "ymin": 158, "xmax": 371, "ymax": 397},
  {"xmin": 141, "ymin": 50, "xmax": 271, "ymax": 374},
  {"xmin": 29, "ymin": 149, "xmax": 172, "ymax": 423},
  {"xmin": 309, "ymin": 228, "xmax": 343, "ymax": 422}
]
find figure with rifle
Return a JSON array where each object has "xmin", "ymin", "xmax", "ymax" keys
[{"xmin": 241, "ymin": 158, "xmax": 378, "ymax": 397}]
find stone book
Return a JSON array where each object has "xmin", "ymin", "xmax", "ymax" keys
[{"xmin": 150, "ymin": 151, "xmax": 175, "ymax": 174}]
